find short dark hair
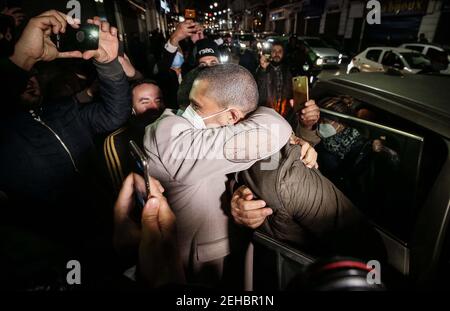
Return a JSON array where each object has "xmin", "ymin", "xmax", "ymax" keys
[
  {"xmin": 131, "ymin": 79, "xmax": 160, "ymax": 92},
  {"xmin": 192, "ymin": 64, "xmax": 258, "ymax": 114}
]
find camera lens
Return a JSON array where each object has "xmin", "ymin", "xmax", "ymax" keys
[{"xmin": 76, "ymin": 31, "xmax": 85, "ymax": 43}]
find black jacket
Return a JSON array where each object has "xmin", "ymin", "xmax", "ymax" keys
[
  {"xmin": 155, "ymin": 44, "xmax": 185, "ymax": 110},
  {"xmin": 0, "ymin": 58, "xmax": 131, "ymax": 244}
]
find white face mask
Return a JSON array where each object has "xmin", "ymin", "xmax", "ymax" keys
[
  {"xmin": 318, "ymin": 123, "xmax": 337, "ymax": 139},
  {"xmin": 182, "ymin": 105, "xmax": 231, "ymax": 129}
]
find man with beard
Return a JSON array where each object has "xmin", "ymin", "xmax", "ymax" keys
[
  {"xmin": 255, "ymin": 42, "xmax": 294, "ymax": 124},
  {"xmin": 104, "ymin": 79, "xmax": 165, "ymax": 194}
]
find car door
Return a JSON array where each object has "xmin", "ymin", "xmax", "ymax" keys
[
  {"xmin": 362, "ymin": 49, "xmax": 384, "ymax": 72},
  {"xmin": 318, "ymin": 105, "xmax": 425, "ymax": 276},
  {"xmin": 381, "ymin": 51, "xmax": 404, "ymax": 72}
]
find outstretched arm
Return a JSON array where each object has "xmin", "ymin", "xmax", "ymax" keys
[{"xmin": 77, "ymin": 17, "xmax": 131, "ymax": 134}]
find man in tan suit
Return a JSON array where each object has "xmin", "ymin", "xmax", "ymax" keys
[{"xmin": 143, "ymin": 64, "xmax": 293, "ymax": 287}]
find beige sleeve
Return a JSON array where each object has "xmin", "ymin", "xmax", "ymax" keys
[{"xmin": 149, "ymin": 107, "xmax": 292, "ymax": 184}]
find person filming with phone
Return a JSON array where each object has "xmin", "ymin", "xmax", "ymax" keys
[
  {"xmin": 256, "ymin": 41, "xmax": 295, "ymax": 123},
  {"xmin": 0, "ymin": 10, "xmax": 130, "ymax": 289}
]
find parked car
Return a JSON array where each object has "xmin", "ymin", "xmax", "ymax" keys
[
  {"xmin": 297, "ymin": 36, "xmax": 343, "ymax": 68},
  {"xmin": 248, "ymin": 72, "xmax": 450, "ymax": 290},
  {"xmin": 347, "ymin": 47, "xmax": 431, "ymax": 74},
  {"xmin": 232, "ymin": 33, "xmax": 256, "ymax": 54},
  {"xmin": 399, "ymin": 43, "xmax": 450, "ymax": 74},
  {"xmin": 321, "ymin": 37, "xmax": 351, "ymax": 64}
]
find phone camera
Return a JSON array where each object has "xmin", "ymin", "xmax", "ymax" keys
[{"xmin": 76, "ymin": 31, "xmax": 85, "ymax": 43}]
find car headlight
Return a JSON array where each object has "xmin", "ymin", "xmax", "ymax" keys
[
  {"xmin": 263, "ymin": 42, "xmax": 270, "ymax": 49},
  {"xmin": 316, "ymin": 58, "xmax": 324, "ymax": 66},
  {"xmin": 338, "ymin": 53, "xmax": 343, "ymax": 59},
  {"xmin": 257, "ymin": 42, "xmax": 262, "ymax": 49},
  {"xmin": 239, "ymin": 43, "xmax": 246, "ymax": 48},
  {"xmin": 220, "ymin": 54, "xmax": 229, "ymax": 63}
]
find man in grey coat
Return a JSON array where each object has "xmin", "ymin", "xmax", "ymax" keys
[{"xmin": 143, "ymin": 64, "xmax": 295, "ymax": 287}]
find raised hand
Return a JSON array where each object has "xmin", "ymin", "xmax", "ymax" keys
[
  {"xmin": 82, "ymin": 17, "xmax": 119, "ymax": 63},
  {"xmin": 10, "ymin": 10, "xmax": 82, "ymax": 71}
]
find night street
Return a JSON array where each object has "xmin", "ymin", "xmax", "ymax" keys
[{"xmin": 0, "ymin": 0, "xmax": 449, "ymax": 299}]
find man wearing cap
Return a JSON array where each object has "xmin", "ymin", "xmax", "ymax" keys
[
  {"xmin": 195, "ymin": 38, "xmax": 220, "ymax": 67},
  {"xmin": 155, "ymin": 21, "xmax": 222, "ymax": 109},
  {"xmin": 175, "ymin": 39, "xmax": 222, "ymax": 109}
]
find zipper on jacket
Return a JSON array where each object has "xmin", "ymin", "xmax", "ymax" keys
[{"xmin": 30, "ymin": 110, "xmax": 80, "ymax": 173}]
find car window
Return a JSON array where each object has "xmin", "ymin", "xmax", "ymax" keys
[
  {"xmin": 317, "ymin": 101, "xmax": 425, "ymax": 241},
  {"xmin": 366, "ymin": 49, "xmax": 382, "ymax": 62},
  {"xmin": 400, "ymin": 52, "xmax": 430, "ymax": 69},
  {"xmin": 381, "ymin": 51, "xmax": 401, "ymax": 67},
  {"xmin": 404, "ymin": 45, "xmax": 423, "ymax": 53},
  {"xmin": 426, "ymin": 47, "xmax": 439, "ymax": 57}
]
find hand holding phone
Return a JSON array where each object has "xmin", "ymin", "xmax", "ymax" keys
[
  {"xmin": 53, "ymin": 24, "xmax": 99, "ymax": 52},
  {"xmin": 292, "ymin": 76, "xmax": 309, "ymax": 114},
  {"xmin": 129, "ymin": 140, "xmax": 152, "ymax": 197},
  {"xmin": 184, "ymin": 9, "xmax": 196, "ymax": 21}
]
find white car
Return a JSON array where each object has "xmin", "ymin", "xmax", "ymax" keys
[
  {"xmin": 347, "ymin": 47, "xmax": 431, "ymax": 74},
  {"xmin": 298, "ymin": 36, "xmax": 343, "ymax": 67},
  {"xmin": 399, "ymin": 43, "xmax": 450, "ymax": 74}
]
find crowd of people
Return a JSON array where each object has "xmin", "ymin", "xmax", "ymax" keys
[{"xmin": 0, "ymin": 9, "xmax": 388, "ymax": 291}]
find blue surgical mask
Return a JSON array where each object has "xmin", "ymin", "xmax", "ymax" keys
[
  {"xmin": 318, "ymin": 123, "xmax": 337, "ymax": 139},
  {"xmin": 171, "ymin": 52, "xmax": 184, "ymax": 69},
  {"xmin": 182, "ymin": 105, "xmax": 231, "ymax": 129}
]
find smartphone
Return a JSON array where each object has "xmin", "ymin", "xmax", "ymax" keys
[
  {"xmin": 53, "ymin": 24, "xmax": 99, "ymax": 52},
  {"xmin": 184, "ymin": 9, "xmax": 196, "ymax": 21},
  {"xmin": 118, "ymin": 38, "xmax": 125, "ymax": 57},
  {"xmin": 292, "ymin": 76, "xmax": 309, "ymax": 113},
  {"xmin": 129, "ymin": 140, "xmax": 152, "ymax": 208}
]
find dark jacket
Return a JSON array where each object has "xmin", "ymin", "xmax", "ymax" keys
[
  {"xmin": 103, "ymin": 111, "xmax": 162, "ymax": 195},
  {"xmin": 155, "ymin": 42, "xmax": 193, "ymax": 110},
  {"xmin": 0, "ymin": 58, "xmax": 131, "ymax": 244},
  {"xmin": 239, "ymin": 49, "xmax": 258, "ymax": 76},
  {"xmin": 255, "ymin": 62, "xmax": 294, "ymax": 123},
  {"xmin": 239, "ymin": 144, "xmax": 386, "ymax": 261}
]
